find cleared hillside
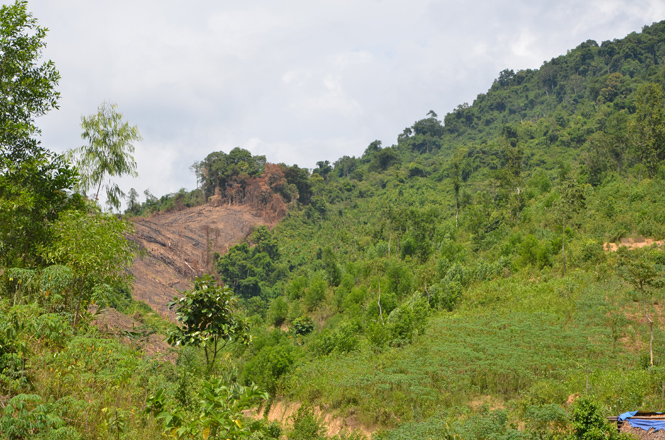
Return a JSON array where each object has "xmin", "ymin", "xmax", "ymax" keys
[{"xmin": 128, "ymin": 203, "xmax": 279, "ymax": 318}]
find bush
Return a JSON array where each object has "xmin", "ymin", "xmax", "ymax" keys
[
  {"xmin": 292, "ymin": 316, "xmax": 314, "ymax": 336},
  {"xmin": 305, "ymin": 275, "xmax": 328, "ymax": 311},
  {"xmin": 516, "ymin": 234, "xmax": 551, "ymax": 269},
  {"xmin": 288, "ymin": 405, "xmax": 326, "ymax": 440},
  {"xmin": 430, "ymin": 281, "xmax": 462, "ymax": 311},
  {"xmin": 0, "ymin": 394, "xmax": 81, "ymax": 440},
  {"xmin": 243, "ymin": 342, "xmax": 296, "ymax": 393},
  {"xmin": 570, "ymin": 396, "xmax": 628, "ymax": 440},
  {"xmin": 312, "ymin": 323, "xmax": 359, "ymax": 355},
  {"xmin": 268, "ymin": 296, "xmax": 289, "ymax": 327}
]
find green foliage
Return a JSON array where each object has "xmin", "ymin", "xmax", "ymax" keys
[
  {"xmin": 322, "ymin": 246, "xmax": 342, "ymax": 287},
  {"xmin": 39, "ymin": 210, "xmax": 136, "ymax": 328},
  {"xmin": 8, "ymin": 12, "xmax": 665, "ymax": 440},
  {"xmin": 68, "ymin": 101, "xmax": 142, "ymax": 210},
  {"xmin": 287, "ymin": 405, "xmax": 326, "ymax": 440},
  {"xmin": 516, "ymin": 235, "xmax": 552, "ymax": 269},
  {"xmin": 148, "ymin": 379, "xmax": 270, "ymax": 440},
  {"xmin": 268, "ymin": 296, "xmax": 289, "ymax": 327},
  {"xmin": 0, "ymin": 0, "xmax": 60, "ymax": 163},
  {"xmin": 455, "ymin": 407, "xmax": 523, "ymax": 440},
  {"xmin": 292, "ymin": 316, "xmax": 314, "ymax": 336},
  {"xmin": 305, "ymin": 275, "xmax": 328, "ymax": 311},
  {"xmin": 168, "ymin": 275, "xmax": 250, "ymax": 371},
  {"xmin": 200, "ymin": 147, "xmax": 266, "ymax": 199},
  {"xmin": 570, "ymin": 397, "xmax": 627, "ymax": 440},
  {"xmin": 243, "ymin": 341, "xmax": 296, "ymax": 393},
  {"xmin": 0, "ymin": 394, "xmax": 81, "ymax": 440},
  {"xmin": 630, "ymin": 82, "xmax": 665, "ymax": 179},
  {"xmin": 217, "ymin": 227, "xmax": 280, "ymax": 299},
  {"xmin": 312, "ymin": 322, "xmax": 360, "ymax": 356},
  {"xmin": 0, "ymin": 153, "xmax": 81, "ymax": 267}
]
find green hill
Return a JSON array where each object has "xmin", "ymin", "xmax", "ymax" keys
[
  {"xmin": 3, "ymin": 3, "xmax": 665, "ymax": 437},
  {"xmin": 204, "ymin": 19, "xmax": 665, "ymax": 439}
]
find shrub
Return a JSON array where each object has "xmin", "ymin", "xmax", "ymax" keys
[
  {"xmin": 243, "ymin": 343, "xmax": 295, "ymax": 393},
  {"xmin": 305, "ymin": 276, "xmax": 328, "ymax": 311},
  {"xmin": 570, "ymin": 396, "xmax": 628, "ymax": 440},
  {"xmin": 292, "ymin": 316, "xmax": 314, "ymax": 336},
  {"xmin": 288, "ymin": 405, "xmax": 326, "ymax": 440},
  {"xmin": 268, "ymin": 296, "xmax": 289, "ymax": 327},
  {"xmin": 430, "ymin": 281, "xmax": 462, "ymax": 311}
]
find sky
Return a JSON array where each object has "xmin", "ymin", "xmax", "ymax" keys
[{"xmin": 12, "ymin": 0, "xmax": 665, "ymax": 207}]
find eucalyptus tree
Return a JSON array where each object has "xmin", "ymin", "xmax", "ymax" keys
[
  {"xmin": 68, "ymin": 102, "xmax": 142, "ymax": 210},
  {"xmin": 554, "ymin": 174, "xmax": 585, "ymax": 276}
]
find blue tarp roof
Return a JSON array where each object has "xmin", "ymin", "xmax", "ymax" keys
[{"xmin": 619, "ymin": 411, "xmax": 665, "ymax": 432}]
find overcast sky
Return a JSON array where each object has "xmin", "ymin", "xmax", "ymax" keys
[{"xmin": 13, "ymin": 0, "xmax": 665, "ymax": 206}]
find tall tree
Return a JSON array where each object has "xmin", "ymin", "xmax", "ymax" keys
[
  {"xmin": 0, "ymin": 153, "xmax": 80, "ymax": 267},
  {"xmin": 554, "ymin": 174, "xmax": 585, "ymax": 276},
  {"xmin": 0, "ymin": 1, "xmax": 81, "ymax": 267},
  {"xmin": 0, "ymin": 0, "xmax": 60, "ymax": 164},
  {"xmin": 618, "ymin": 249, "xmax": 662, "ymax": 366},
  {"xmin": 314, "ymin": 160, "xmax": 332, "ymax": 181},
  {"xmin": 68, "ymin": 102, "xmax": 142, "ymax": 210},
  {"xmin": 447, "ymin": 149, "xmax": 467, "ymax": 228},
  {"xmin": 630, "ymin": 82, "xmax": 665, "ymax": 181},
  {"xmin": 333, "ymin": 155, "xmax": 356, "ymax": 178}
]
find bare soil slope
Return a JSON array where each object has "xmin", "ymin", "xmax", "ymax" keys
[
  {"xmin": 129, "ymin": 203, "xmax": 273, "ymax": 319},
  {"xmin": 604, "ymin": 237, "xmax": 664, "ymax": 251}
]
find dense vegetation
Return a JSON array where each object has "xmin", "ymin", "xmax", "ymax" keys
[{"xmin": 2, "ymin": 0, "xmax": 665, "ymax": 438}]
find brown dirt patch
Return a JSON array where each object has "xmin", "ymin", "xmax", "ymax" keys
[
  {"xmin": 603, "ymin": 237, "xmax": 664, "ymax": 252},
  {"xmin": 91, "ymin": 308, "xmax": 177, "ymax": 363},
  {"xmin": 246, "ymin": 400, "xmax": 375, "ymax": 438},
  {"xmin": 565, "ymin": 393, "xmax": 580, "ymax": 406},
  {"xmin": 621, "ymin": 422, "xmax": 665, "ymax": 439},
  {"xmin": 129, "ymin": 203, "xmax": 278, "ymax": 319},
  {"xmin": 468, "ymin": 395, "xmax": 506, "ymax": 411}
]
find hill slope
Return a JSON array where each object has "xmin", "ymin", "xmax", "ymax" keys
[{"xmin": 129, "ymin": 203, "xmax": 278, "ymax": 318}]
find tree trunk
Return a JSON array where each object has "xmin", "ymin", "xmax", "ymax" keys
[
  {"xmin": 378, "ymin": 278, "xmax": 384, "ymax": 325},
  {"xmin": 95, "ymin": 180, "xmax": 103, "ymax": 201},
  {"xmin": 643, "ymin": 289, "xmax": 654, "ymax": 366},
  {"xmin": 455, "ymin": 192, "xmax": 459, "ymax": 228},
  {"xmin": 562, "ymin": 221, "xmax": 566, "ymax": 276},
  {"xmin": 73, "ymin": 294, "xmax": 83, "ymax": 330},
  {"xmin": 72, "ymin": 278, "xmax": 87, "ymax": 330}
]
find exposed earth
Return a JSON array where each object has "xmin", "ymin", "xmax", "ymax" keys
[
  {"xmin": 128, "ymin": 203, "xmax": 277, "ymax": 319},
  {"xmin": 603, "ymin": 237, "xmax": 664, "ymax": 252}
]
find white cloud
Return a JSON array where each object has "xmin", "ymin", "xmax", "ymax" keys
[{"xmin": 0, "ymin": 0, "xmax": 660, "ymax": 205}]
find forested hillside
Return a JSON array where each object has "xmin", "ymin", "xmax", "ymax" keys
[{"xmin": 2, "ymin": 0, "xmax": 665, "ymax": 437}]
